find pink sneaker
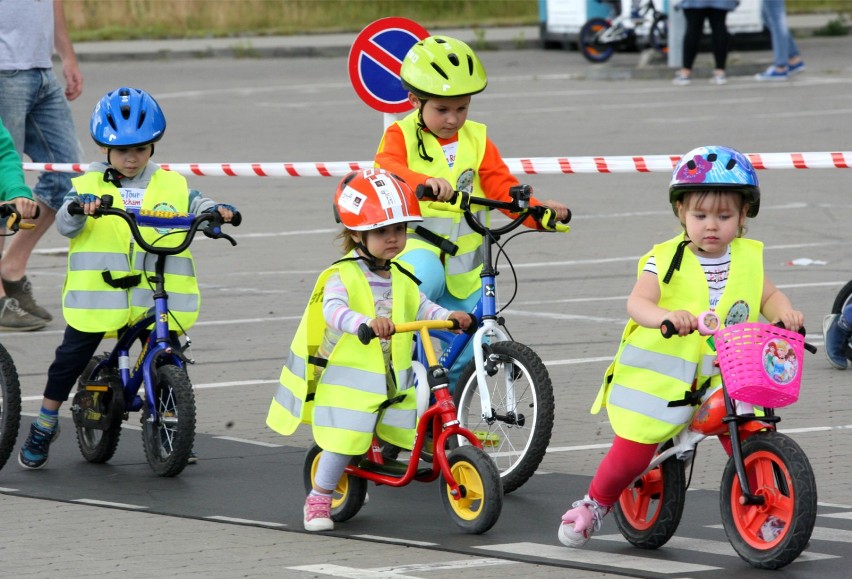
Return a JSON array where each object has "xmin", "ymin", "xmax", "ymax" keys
[
  {"xmin": 303, "ymin": 494, "xmax": 334, "ymax": 531},
  {"xmin": 558, "ymin": 495, "xmax": 609, "ymax": 548}
]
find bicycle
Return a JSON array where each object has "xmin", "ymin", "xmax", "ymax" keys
[
  {"xmin": 614, "ymin": 311, "xmax": 818, "ymax": 570},
  {"xmin": 409, "ymin": 184, "xmax": 570, "ymax": 494},
  {"xmin": 579, "ymin": 0, "xmax": 668, "ymax": 64},
  {"xmin": 0, "ymin": 203, "xmax": 39, "ymax": 471},
  {"xmin": 67, "ymin": 194, "xmax": 241, "ymax": 477},
  {"xmin": 303, "ymin": 319, "xmax": 503, "ymax": 534}
]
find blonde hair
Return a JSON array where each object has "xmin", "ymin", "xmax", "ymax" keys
[{"xmin": 336, "ymin": 227, "xmax": 358, "ymax": 254}]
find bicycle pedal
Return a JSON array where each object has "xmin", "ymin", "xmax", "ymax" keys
[{"xmin": 473, "ymin": 430, "xmax": 500, "ymax": 446}]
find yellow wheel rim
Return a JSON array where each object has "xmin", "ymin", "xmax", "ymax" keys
[{"xmin": 446, "ymin": 460, "xmax": 486, "ymax": 521}]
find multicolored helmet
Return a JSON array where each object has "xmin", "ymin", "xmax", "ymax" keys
[
  {"xmin": 90, "ymin": 87, "xmax": 166, "ymax": 147},
  {"xmin": 669, "ymin": 146, "xmax": 760, "ymax": 217},
  {"xmin": 400, "ymin": 35, "xmax": 487, "ymax": 98},
  {"xmin": 333, "ymin": 169, "xmax": 422, "ymax": 231}
]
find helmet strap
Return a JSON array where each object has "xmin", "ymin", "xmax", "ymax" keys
[
  {"xmin": 415, "ymin": 107, "xmax": 434, "ymax": 163},
  {"xmin": 354, "ymin": 239, "xmax": 391, "ymax": 272}
]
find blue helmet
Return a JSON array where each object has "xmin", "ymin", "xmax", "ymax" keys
[
  {"xmin": 669, "ymin": 146, "xmax": 760, "ymax": 218},
  {"xmin": 90, "ymin": 87, "xmax": 166, "ymax": 147}
]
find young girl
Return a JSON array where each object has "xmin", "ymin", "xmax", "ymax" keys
[
  {"xmin": 266, "ymin": 168, "xmax": 471, "ymax": 532},
  {"xmin": 374, "ymin": 35, "xmax": 568, "ymax": 387},
  {"xmin": 558, "ymin": 145, "xmax": 804, "ymax": 548}
]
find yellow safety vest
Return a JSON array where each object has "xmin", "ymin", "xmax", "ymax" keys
[
  {"xmin": 384, "ymin": 112, "xmax": 488, "ymax": 299},
  {"xmin": 65, "ymin": 170, "xmax": 200, "ymax": 334},
  {"xmin": 266, "ymin": 259, "xmax": 421, "ymax": 455},
  {"xmin": 592, "ymin": 236, "xmax": 764, "ymax": 444},
  {"xmin": 128, "ymin": 172, "xmax": 200, "ymax": 331}
]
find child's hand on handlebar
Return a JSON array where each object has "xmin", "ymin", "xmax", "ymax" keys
[
  {"xmin": 424, "ymin": 177, "xmax": 455, "ymax": 201},
  {"xmin": 662, "ymin": 310, "xmax": 698, "ymax": 337},
  {"xmin": 213, "ymin": 203, "xmax": 238, "ymax": 222},
  {"xmin": 368, "ymin": 316, "xmax": 394, "ymax": 340},
  {"xmin": 74, "ymin": 193, "xmax": 101, "ymax": 215},
  {"xmin": 540, "ymin": 199, "xmax": 569, "ymax": 222},
  {"xmin": 448, "ymin": 311, "xmax": 472, "ymax": 333},
  {"xmin": 773, "ymin": 310, "xmax": 805, "ymax": 333}
]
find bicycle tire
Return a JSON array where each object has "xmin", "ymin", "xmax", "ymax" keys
[
  {"xmin": 303, "ymin": 444, "xmax": 368, "ymax": 523},
  {"xmin": 648, "ymin": 14, "xmax": 668, "ymax": 56},
  {"xmin": 440, "ymin": 445, "xmax": 503, "ymax": 534},
  {"xmin": 0, "ymin": 343, "xmax": 21, "ymax": 471},
  {"xmin": 141, "ymin": 364, "xmax": 196, "ymax": 477},
  {"xmin": 454, "ymin": 341, "xmax": 554, "ymax": 494},
  {"xmin": 613, "ymin": 441, "xmax": 686, "ymax": 549},
  {"xmin": 75, "ymin": 355, "xmax": 122, "ymax": 463},
  {"xmin": 830, "ymin": 279, "xmax": 852, "ymax": 360},
  {"xmin": 720, "ymin": 431, "xmax": 817, "ymax": 570},
  {"xmin": 579, "ymin": 18, "xmax": 616, "ymax": 63}
]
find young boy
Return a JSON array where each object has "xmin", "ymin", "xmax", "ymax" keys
[
  {"xmin": 18, "ymin": 87, "xmax": 237, "ymax": 469},
  {"xmin": 374, "ymin": 35, "xmax": 569, "ymax": 386}
]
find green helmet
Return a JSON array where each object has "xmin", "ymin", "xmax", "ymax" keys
[{"xmin": 400, "ymin": 35, "xmax": 487, "ymax": 98}]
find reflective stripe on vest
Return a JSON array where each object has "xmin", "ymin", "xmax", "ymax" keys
[
  {"xmin": 64, "ymin": 172, "xmax": 133, "ymax": 332},
  {"xmin": 393, "ymin": 112, "xmax": 488, "ymax": 299},
  {"xmin": 593, "ymin": 236, "xmax": 764, "ymax": 444}
]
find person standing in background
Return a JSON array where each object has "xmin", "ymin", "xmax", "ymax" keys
[
  {"xmin": 673, "ymin": 0, "xmax": 740, "ymax": 86},
  {"xmin": 0, "ymin": 0, "xmax": 84, "ymax": 330},
  {"xmin": 754, "ymin": 0, "xmax": 805, "ymax": 81}
]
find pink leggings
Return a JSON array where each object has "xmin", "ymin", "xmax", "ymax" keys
[{"xmin": 588, "ymin": 434, "xmax": 735, "ymax": 507}]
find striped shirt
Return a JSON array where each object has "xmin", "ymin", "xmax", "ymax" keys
[
  {"xmin": 317, "ymin": 257, "xmax": 451, "ymax": 364},
  {"xmin": 644, "ymin": 246, "xmax": 731, "ymax": 309}
]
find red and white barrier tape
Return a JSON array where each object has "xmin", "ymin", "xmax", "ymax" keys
[{"xmin": 23, "ymin": 151, "xmax": 851, "ymax": 177}]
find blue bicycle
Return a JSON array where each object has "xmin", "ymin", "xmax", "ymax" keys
[
  {"xmin": 411, "ymin": 184, "xmax": 570, "ymax": 493},
  {"xmin": 67, "ymin": 194, "xmax": 240, "ymax": 477}
]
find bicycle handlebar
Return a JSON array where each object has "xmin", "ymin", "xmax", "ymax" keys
[
  {"xmin": 0, "ymin": 203, "xmax": 39, "ymax": 232},
  {"xmin": 660, "ymin": 313, "xmax": 817, "ymax": 354},
  {"xmin": 67, "ymin": 194, "xmax": 242, "ymax": 254},
  {"xmin": 357, "ymin": 319, "xmax": 460, "ymax": 345},
  {"xmin": 414, "ymin": 184, "xmax": 571, "ymax": 235}
]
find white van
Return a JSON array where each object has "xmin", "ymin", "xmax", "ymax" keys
[{"xmin": 539, "ymin": 0, "xmax": 766, "ymax": 50}]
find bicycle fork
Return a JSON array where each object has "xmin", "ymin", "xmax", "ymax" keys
[{"xmin": 471, "ymin": 319, "xmax": 511, "ymax": 422}]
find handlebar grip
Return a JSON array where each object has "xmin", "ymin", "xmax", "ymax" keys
[
  {"xmin": 357, "ymin": 323, "xmax": 376, "ymax": 345},
  {"xmin": 660, "ymin": 320, "xmax": 677, "ymax": 339},
  {"xmin": 230, "ymin": 211, "xmax": 242, "ymax": 227},
  {"xmin": 67, "ymin": 202, "xmax": 83, "ymax": 216},
  {"xmin": 465, "ymin": 313, "xmax": 478, "ymax": 335},
  {"xmin": 415, "ymin": 184, "xmax": 435, "ymax": 200}
]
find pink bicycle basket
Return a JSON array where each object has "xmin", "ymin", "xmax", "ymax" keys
[{"xmin": 714, "ymin": 322, "xmax": 804, "ymax": 408}]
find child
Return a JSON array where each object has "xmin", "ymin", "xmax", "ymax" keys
[
  {"xmin": 266, "ymin": 168, "xmax": 471, "ymax": 532},
  {"xmin": 558, "ymin": 145, "xmax": 804, "ymax": 548},
  {"xmin": 17, "ymin": 87, "xmax": 237, "ymax": 470},
  {"xmin": 374, "ymin": 35, "xmax": 568, "ymax": 386},
  {"xmin": 0, "ymin": 116, "xmax": 43, "ymax": 330}
]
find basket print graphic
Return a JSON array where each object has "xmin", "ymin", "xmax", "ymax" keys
[{"xmin": 762, "ymin": 338, "xmax": 799, "ymax": 385}]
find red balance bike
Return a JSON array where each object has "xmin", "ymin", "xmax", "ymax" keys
[
  {"xmin": 303, "ymin": 319, "xmax": 503, "ymax": 534},
  {"xmin": 614, "ymin": 312, "xmax": 818, "ymax": 570}
]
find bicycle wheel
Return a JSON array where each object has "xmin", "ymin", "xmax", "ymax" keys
[
  {"xmin": 579, "ymin": 18, "xmax": 616, "ymax": 63},
  {"xmin": 648, "ymin": 15, "xmax": 668, "ymax": 56},
  {"xmin": 454, "ymin": 341, "xmax": 554, "ymax": 494},
  {"xmin": 720, "ymin": 431, "xmax": 817, "ymax": 570},
  {"xmin": 613, "ymin": 442, "xmax": 686, "ymax": 549},
  {"xmin": 440, "ymin": 445, "xmax": 503, "ymax": 534},
  {"xmin": 75, "ymin": 355, "xmax": 122, "ymax": 463},
  {"xmin": 141, "ymin": 364, "xmax": 195, "ymax": 477},
  {"xmin": 830, "ymin": 279, "xmax": 852, "ymax": 360},
  {"xmin": 0, "ymin": 343, "xmax": 21, "ymax": 471},
  {"xmin": 303, "ymin": 444, "xmax": 368, "ymax": 523}
]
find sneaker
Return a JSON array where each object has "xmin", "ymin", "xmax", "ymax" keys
[
  {"xmin": 303, "ymin": 494, "xmax": 334, "ymax": 531},
  {"xmin": 787, "ymin": 60, "xmax": 806, "ymax": 75},
  {"xmin": 18, "ymin": 422, "xmax": 60, "ymax": 469},
  {"xmin": 755, "ymin": 66, "xmax": 788, "ymax": 81},
  {"xmin": 710, "ymin": 74, "xmax": 727, "ymax": 85},
  {"xmin": 2, "ymin": 276, "xmax": 52, "ymax": 321},
  {"xmin": 823, "ymin": 314, "xmax": 850, "ymax": 369},
  {"xmin": 558, "ymin": 495, "xmax": 609, "ymax": 548},
  {"xmin": 187, "ymin": 449, "xmax": 198, "ymax": 464},
  {"xmin": 758, "ymin": 515, "xmax": 786, "ymax": 541},
  {"xmin": 672, "ymin": 73, "xmax": 691, "ymax": 86},
  {"xmin": 0, "ymin": 296, "xmax": 46, "ymax": 331}
]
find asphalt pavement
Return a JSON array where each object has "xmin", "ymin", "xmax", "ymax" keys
[{"xmin": 5, "ymin": 12, "xmax": 851, "ymax": 578}]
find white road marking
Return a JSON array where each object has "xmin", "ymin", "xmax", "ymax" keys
[
  {"xmin": 352, "ymin": 534, "xmax": 438, "ymax": 547},
  {"xmin": 595, "ymin": 534, "xmax": 838, "ymax": 560},
  {"xmin": 289, "ymin": 559, "xmax": 513, "ymax": 578},
  {"xmin": 72, "ymin": 498, "xmax": 148, "ymax": 510},
  {"xmin": 205, "ymin": 515, "xmax": 286, "ymax": 527}
]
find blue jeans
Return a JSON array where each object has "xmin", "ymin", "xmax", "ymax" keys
[
  {"xmin": 397, "ymin": 247, "xmax": 480, "ymax": 389},
  {"xmin": 0, "ymin": 68, "xmax": 82, "ymax": 210},
  {"xmin": 761, "ymin": 0, "xmax": 800, "ymax": 68}
]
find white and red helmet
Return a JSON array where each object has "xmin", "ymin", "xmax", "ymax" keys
[{"xmin": 334, "ymin": 169, "xmax": 422, "ymax": 231}]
